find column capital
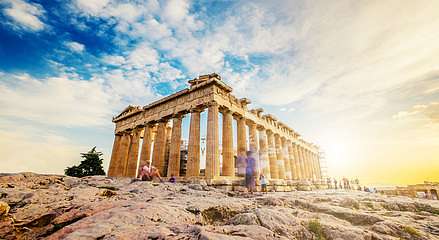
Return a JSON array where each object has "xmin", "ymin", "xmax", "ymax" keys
[
  {"xmin": 206, "ymin": 101, "xmax": 219, "ymax": 108},
  {"xmin": 219, "ymin": 106, "xmax": 232, "ymax": 114}
]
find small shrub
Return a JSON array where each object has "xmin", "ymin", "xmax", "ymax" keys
[
  {"xmin": 403, "ymin": 225, "xmax": 421, "ymax": 237},
  {"xmin": 308, "ymin": 219, "xmax": 326, "ymax": 240}
]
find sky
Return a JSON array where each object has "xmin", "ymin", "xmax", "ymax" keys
[{"xmin": 0, "ymin": 0, "xmax": 438, "ymax": 186}]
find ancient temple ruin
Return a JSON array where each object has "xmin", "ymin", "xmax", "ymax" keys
[{"xmin": 108, "ymin": 73, "xmax": 323, "ymax": 189}]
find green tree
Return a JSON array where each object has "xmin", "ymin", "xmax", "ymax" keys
[{"xmin": 65, "ymin": 147, "xmax": 106, "ymax": 177}]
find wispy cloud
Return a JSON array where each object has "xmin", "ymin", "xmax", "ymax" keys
[
  {"xmin": 65, "ymin": 41, "xmax": 85, "ymax": 53},
  {"xmin": 1, "ymin": 0, "xmax": 46, "ymax": 31}
]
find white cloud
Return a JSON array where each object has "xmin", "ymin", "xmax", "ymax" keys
[
  {"xmin": 65, "ymin": 41, "xmax": 85, "ymax": 53},
  {"xmin": 75, "ymin": 0, "xmax": 109, "ymax": 16},
  {"xmin": 126, "ymin": 44, "xmax": 159, "ymax": 69},
  {"xmin": 102, "ymin": 55, "xmax": 125, "ymax": 66},
  {"xmin": 0, "ymin": 74, "xmax": 114, "ymax": 127},
  {"xmin": 2, "ymin": 0, "xmax": 46, "ymax": 31},
  {"xmin": 393, "ymin": 102, "xmax": 439, "ymax": 124}
]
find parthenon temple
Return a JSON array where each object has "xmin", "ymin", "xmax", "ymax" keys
[{"xmin": 108, "ymin": 73, "xmax": 323, "ymax": 189}]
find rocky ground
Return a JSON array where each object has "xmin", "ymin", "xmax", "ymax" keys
[{"xmin": 0, "ymin": 173, "xmax": 438, "ymax": 240}]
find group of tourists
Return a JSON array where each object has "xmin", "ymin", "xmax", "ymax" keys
[
  {"xmin": 326, "ymin": 177, "xmax": 360, "ymax": 190},
  {"xmin": 136, "ymin": 150, "xmax": 267, "ymax": 194}
]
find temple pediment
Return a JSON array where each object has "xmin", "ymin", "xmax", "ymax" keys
[{"xmin": 113, "ymin": 105, "xmax": 142, "ymax": 122}]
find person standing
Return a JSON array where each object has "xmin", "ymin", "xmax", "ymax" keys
[
  {"xmin": 259, "ymin": 173, "xmax": 267, "ymax": 193},
  {"xmin": 245, "ymin": 151, "xmax": 256, "ymax": 194}
]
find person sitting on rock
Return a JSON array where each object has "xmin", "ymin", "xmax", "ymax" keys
[
  {"xmin": 139, "ymin": 162, "xmax": 163, "ymax": 182},
  {"xmin": 169, "ymin": 174, "xmax": 176, "ymax": 183}
]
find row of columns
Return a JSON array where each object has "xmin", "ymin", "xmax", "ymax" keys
[{"xmin": 108, "ymin": 102, "xmax": 322, "ymax": 181}]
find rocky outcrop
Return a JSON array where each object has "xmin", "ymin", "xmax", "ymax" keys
[{"xmin": 0, "ymin": 173, "xmax": 438, "ymax": 239}]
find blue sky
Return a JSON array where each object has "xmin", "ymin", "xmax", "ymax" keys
[{"xmin": 1, "ymin": 0, "xmax": 438, "ymax": 185}]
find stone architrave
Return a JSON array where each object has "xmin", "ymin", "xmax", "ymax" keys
[
  {"xmin": 152, "ymin": 121, "xmax": 167, "ymax": 176},
  {"xmin": 138, "ymin": 124, "xmax": 152, "ymax": 175},
  {"xmin": 222, "ymin": 109, "xmax": 234, "ymax": 176},
  {"xmin": 125, "ymin": 128, "xmax": 141, "ymax": 177},
  {"xmin": 258, "ymin": 128, "xmax": 270, "ymax": 179},
  {"xmin": 167, "ymin": 115, "xmax": 183, "ymax": 177},
  {"xmin": 186, "ymin": 110, "xmax": 201, "ymax": 177},
  {"xmin": 206, "ymin": 102, "xmax": 219, "ymax": 179}
]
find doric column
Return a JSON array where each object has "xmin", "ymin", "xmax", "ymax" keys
[
  {"xmin": 138, "ymin": 124, "xmax": 152, "ymax": 175},
  {"xmin": 315, "ymin": 153, "xmax": 322, "ymax": 179},
  {"xmin": 267, "ymin": 130, "xmax": 278, "ymax": 179},
  {"xmin": 206, "ymin": 102, "xmax": 219, "ymax": 179},
  {"xmin": 292, "ymin": 143, "xmax": 302, "ymax": 179},
  {"xmin": 237, "ymin": 116, "xmax": 247, "ymax": 176},
  {"xmin": 167, "ymin": 115, "xmax": 183, "ymax": 177},
  {"xmin": 282, "ymin": 138, "xmax": 291, "ymax": 180},
  {"xmin": 287, "ymin": 140, "xmax": 296, "ymax": 180},
  {"xmin": 306, "ymin": 149, "xmax": 315, "ymax": 180},
  {"xmin": 248, "ymin": 121, "xmax": 259, "ymax": 178},
  {"xmin": 258, "ymin": 128, "xmax": 270, "ymax": 179},
  {"xmin": 108, "ymin": 133, "xmax": 122, "ymax": 176},
  {"xmin": 116, "ymin": 132, "xmax": 131, "ymax": 177},
  {"xmin": 305, "ymin": 149, "xmax": 313, "ymax": 180},
  {"xmin": 187, "ymin": 110, "xmax": 201, "ymax": 177},
  {"xmin": 125, "ymin": 128, "xmax": 141, "ymax": 177},
  {"xmin": 298, "ymin": 145, "xmax": 307, "ymax": 180},
  {"xmin": 222, "ymin": 109, "xmax": 234, "ymax": 176},
  {"xmin": 274, "ymin": 134, "xmax": 285, "ymax": 179},
  {"xmin": 152, "ymin": 121, "xmax": 167, "ymax": 176}
]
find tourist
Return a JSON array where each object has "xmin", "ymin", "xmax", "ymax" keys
[
  {"xmin": 169, "ymin": 174, "xmax": 176, "ymax": 183},
  {"xmin": 327, "ymin": 178, "xmax": 332, "ymax": 189},
  {"xmin": 245, "ymin": 150, "xmax": 256, "ymax": 194},
  {"xmin": 334, "ymin": 179, "xmax": 338, "ymax": 189},
  {"xmin": 260, "ymin": 173, "xmax": 267, "ymax": 193},
  {"xmin": 139, "ymin": 162, "xmax": 163, "ymax": 182}
]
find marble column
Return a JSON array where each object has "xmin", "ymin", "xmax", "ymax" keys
[
  {"xmin": 305, "ymin": 149, "xmax": 312, "ymax": 180},
  {"xmin": 306, "ymin": 149, "xmax": 314, "ymax": 180},
  {"xmin": 125, "ymin": 128, "xmax": 141, "ymax": 177},
  {"xmin": 274, "ymin": 134, "xmax": 285, "ymax": 179},
  {"xmin": 267, "ymin": 130, "xmax": 278, "ymax": 179},
  {"xmin": 237, "ymin": 116, "xmax": 247, "ymax": 176},
  {"xmin": 116, "ymin": 132, "xmax": 131, "ymax": 177},
  {"xmin": 138, "ymin": 124, "xmax": 152, "ymax": 175},
  {"xmin": 152, "ymin": 121, "xmax": 167, "ymax": 176},
  {"xmin": 298, "ymin": 145, "xmax": 307, "ymax": 180},
  {"xmin": 167, "ymin": 115, "xmax": 183, "ymax": 177},
  {"xmin": 248, "ymin": 121, "xmax": 259, "ymax": 178},
  {"xmin": 292, "ymin": 143, "xmax": 302, "ymax": 180},
  {"xmin": 206, "ymin": 102, "xmax": 219, "ymax": 179},
  {"xmin": 316, "ymin": 153, "xmax": 322, "ymax": 179},
  {"xmin": 258, "ymin": 128, "xmax": 270, "ymax": 179},
  {"xmin": 287, "ymin": 140, "xmax": 296, "ymax": 180},
  {"xmin": 222, "ymin": 109, "xmax": 234, "ymax": 176},
  {"xmin": 282, "ymin": 138, "xmax": 291, "ymax": 180},
  {"xmin": 187, "ymin": 110, "xmax": 201, "ymax": 177},
  {"xmin": 108, "ymin": 134, "xmax": 122, "ymax": 176}
]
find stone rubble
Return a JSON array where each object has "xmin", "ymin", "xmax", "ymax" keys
[{"xmin": 0, "ymin": 173, "xmax": 438, "ymax": 240}]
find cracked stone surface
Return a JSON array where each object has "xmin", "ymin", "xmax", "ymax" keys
[{"xmin": 1, "ymin": 173, "xmax": 438, "ymax": 240}]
